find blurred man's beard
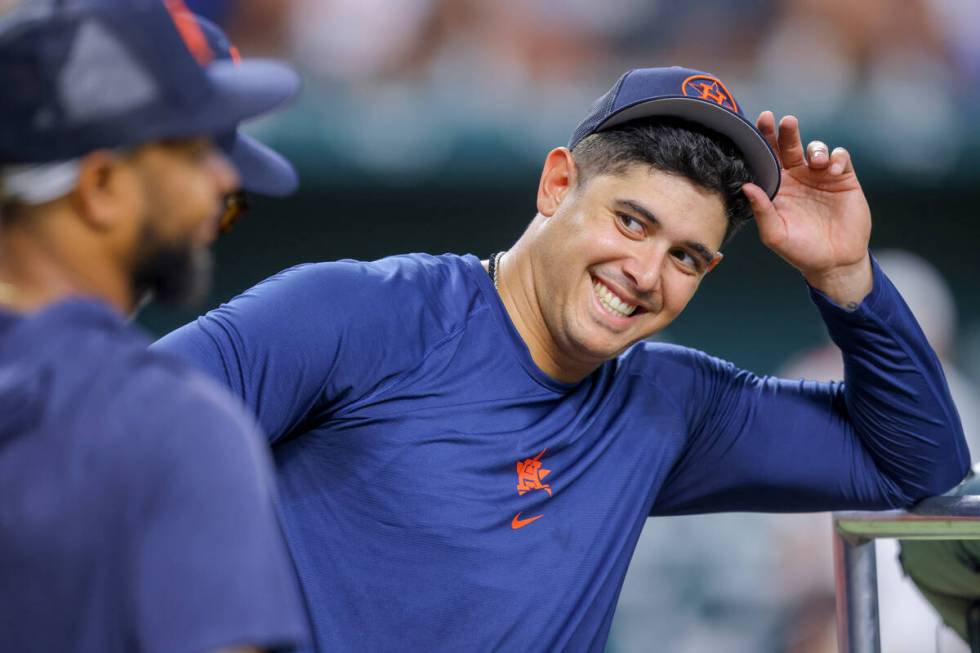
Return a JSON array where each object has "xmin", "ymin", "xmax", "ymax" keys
[{"xmin": 131, "ymin": 222, "xmax": 213, "ymax": 308}]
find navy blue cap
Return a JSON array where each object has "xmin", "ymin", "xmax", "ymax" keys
[
  {"xmin": 196, "ymin": 15, "xmax": 298, "ymax": 197},
  {"xmin": 569, "ymin": 66, "xmax": 781, "ymax": 199},
  {"xmin": 0, "ymin": 0, "xmax": 300, "ymax": 167}
]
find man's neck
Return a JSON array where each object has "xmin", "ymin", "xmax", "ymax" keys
[
  {"xmin": 0, "ymin": 227, "xmax": 132, "ymax": 314},
  {"xmin": 489, "ymin": 245, "xmax": 597, "ymax": 385}
]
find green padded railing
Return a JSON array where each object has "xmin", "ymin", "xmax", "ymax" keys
[{"xmin": 834, "ymin": 496, "xmax": 980, "ymax": 652}]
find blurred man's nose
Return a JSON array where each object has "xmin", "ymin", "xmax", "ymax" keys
[{"xmin": 207, "ymin": 148, "xmax": 240, "ymax": 197}]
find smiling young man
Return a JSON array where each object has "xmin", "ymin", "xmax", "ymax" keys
[
  {"xmin": 500, "ymin": 129, "xmax": 731, "ymax": 382},
  {"xmin": 0, "ymin": 2, "xmax": 308, "ymax": 651},
  {"xmin": 156, "ymin": 66, "xmax": 970, "ymax": 652}
]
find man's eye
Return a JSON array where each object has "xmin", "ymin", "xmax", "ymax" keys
[
  {"xmin": 617, "ymin": 214, "xmax": 644, "ymax": 234},
  {"xmin": 164, "ymin": 138, "xmax": 210, "ymax": 160},
  {"xmin": 671, "ymin": 249, "xmax": 700, "ymax": 271},
  {"xmin": 190, "ymin": 142, "xmax": 215, "ymax": 161}
]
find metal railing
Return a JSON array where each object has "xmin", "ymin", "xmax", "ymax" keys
[{"xmin": 834, "ymin": 496, "xmax": 980, "ymax": 652}]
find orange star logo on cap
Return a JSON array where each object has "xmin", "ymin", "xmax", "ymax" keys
[{"xmin": 681, "ymin": 74, "xmax": 738, "ymax": 111}]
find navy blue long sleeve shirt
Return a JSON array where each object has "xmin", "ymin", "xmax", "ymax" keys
[{"xmin": 155, "ymin": 253, "xmax": 969, "ymax": 652}]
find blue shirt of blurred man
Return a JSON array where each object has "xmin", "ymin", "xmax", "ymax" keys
[{"xmin": 0, "ymin": 2, "xmax": 308, "ymax": 651}]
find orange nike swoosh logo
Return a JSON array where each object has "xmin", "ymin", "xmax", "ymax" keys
[{"xmin": 511, "ymin": 512, "xmax": 544, "ymax": 530}]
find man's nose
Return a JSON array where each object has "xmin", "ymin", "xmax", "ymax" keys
[
  {"xmin": 623, "ymin": 244, "xmax": 667, "ymax": 294},
  {"xmin": 208, "ymin": 148, "xmax": 241, "ymax": 197}
]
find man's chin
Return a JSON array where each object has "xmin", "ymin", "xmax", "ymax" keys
[
  {"xmin": 576, "ymin": 324, "xmax": 669, "ymax": 360},
  {"xmin": 156, "ymin": 248, "xmax": 213, "ymax": 307},
  {"xmin": 132, "ymin": 244, "xmax": 213, "ymax": 309},
  {"xmin": 566, "ymin": 332, "xmax": 636, "ymax": 366}
]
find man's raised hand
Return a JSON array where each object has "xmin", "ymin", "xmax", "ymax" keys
[{"xmin": 742, "ymin": 112, "xmax": 873, "ymax": 308}]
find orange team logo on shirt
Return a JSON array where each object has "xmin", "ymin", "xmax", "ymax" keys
[
  {"xmin": 516, "ymin": 449, "xmax": 552, "ymax": 497},
  {"xmin": 681, "ymin": 74, "xmax": 738, "ymax": 112},
  {"xmin": 512, "ymin": 449, "xmax": 552, "ymax": 530}
]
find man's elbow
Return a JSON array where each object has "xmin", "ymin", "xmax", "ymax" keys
[{"xmin": 892, "ymin": 457, "xmax": 972, "ymax": 508}]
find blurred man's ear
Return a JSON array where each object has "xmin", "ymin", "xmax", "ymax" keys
[
  {"xmin": 536, "ymin": 147, "xmax": 578, "ymax": 218},
  {"xmin": 72, "ymin": 150, "xmax": 137, "ymax": 232}
]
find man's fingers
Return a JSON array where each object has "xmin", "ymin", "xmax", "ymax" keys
[
  {"xmin": 829, "ymin": 146, "xmax": 853, "ymax": 175},
  {"xmin": 777, "ymin": 115, "xmax": 807, "ymax": 169},
  {"xmin": 756, "ymin": 111, "xmax": 781, "ymax": 167},
  {"xmin": 807, "ymin": 140, "xmax": 830, "ymax": 169},
  {"xmin": 742, "ymin": 182, "xmax": 785, "ymax": 249}
]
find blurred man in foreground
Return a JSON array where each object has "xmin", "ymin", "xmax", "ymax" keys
[
  {"xmin": 158, "ymin": 66, "xmax": 970, "ymax": 651},
  {"xmin": 0, "ymin": 1, "xmax": 307, "ymax": 650}
]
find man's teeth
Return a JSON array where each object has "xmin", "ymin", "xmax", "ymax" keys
[{"xmin": 594, "ymin": 280, "xmax": 637, "ymax": 317}]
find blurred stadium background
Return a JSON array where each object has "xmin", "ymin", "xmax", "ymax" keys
[{"xmin": 139, "ymin": 1, "xmax": 980, "ymax": 651}]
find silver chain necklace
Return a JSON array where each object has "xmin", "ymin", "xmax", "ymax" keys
[{"xmin": 487, "ymin": 251, "xmax": 505, "ymax": 290}]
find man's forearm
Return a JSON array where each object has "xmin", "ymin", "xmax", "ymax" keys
[{"xmin": 815, "ymin": 258, "xmax": 970, "ymax": 503}]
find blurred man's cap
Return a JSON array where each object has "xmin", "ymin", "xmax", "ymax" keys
[
  {"xmin": 569, "ymin": 66, "xmax": 781, "ymax": 199},
  {"xmin": 0, "ymin": 0, "xmax": 300, "ymax": 165},
  {"xmin": 195, "ymin": 14, "xmax": 298, "ymax": 197}
]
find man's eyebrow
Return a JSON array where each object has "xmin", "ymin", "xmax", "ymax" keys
[
  {"xmin": 614, "ymin": 198, "xmax": 718, "ymax": 265},
  {"xmin": 615, "ymin": 198, "xmax": 658, "ymax": 226}
]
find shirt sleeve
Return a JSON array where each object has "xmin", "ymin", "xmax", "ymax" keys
[
  {"xmin": 651, "ymin": 257, "xmax": 971, "ymax": 515},
  {"xmin": 131, "ymin": 373, "xmax": 309, "ymax": 653},
  {"xmin": 152, "ymin": 261, "xmax": 413, "ymax": 444}
]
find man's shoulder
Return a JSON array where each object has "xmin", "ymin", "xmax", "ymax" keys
[
  {"xmin": 68, "ymin": 349, "xmax": 274, "ymax": 506},
  {"xmin": 38, "ymin": 304, "xmax": 257, "ymax": 440},
  {"xmin": 237, "ymin": 252, "xmax": 485, "ymax": 338},
  {"xmin": 0, "ymin": 301, "xmax": 269, "ymax": 495},
  {"xmin": 257, "ymin": 252, "xmax": 476, "ymax": 298},
  {"xmin": 613, "ymin": 341, "xmax": 745, "ymax": 425},
  {"xmin": 128, "ymin": 348, "xmax": 256, "ymax": 420},
  {"xmin": 617, "ymin": 340, "xmax": 738, "ymax": 396},
  {"xmin": 120, "ymin": 348, "xmax": 265, "ymax": 449},
  {"xmin": 619, "ymin": 340, "xmax": 712, "ymax": 378}
]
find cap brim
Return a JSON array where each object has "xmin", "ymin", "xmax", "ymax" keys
[
  {"xmin": 178, "ymin": 59, "xmax": 301, "ymax": 140},
  {"xmin": 207, "ymin": 59, "xmax": 301, "ymax": 124},
  {"xmin": 228, "ymin": 132, "xmax": 298, "ymax": 196},
  {"xmin": 595, "ymin": 97, "xmax": 781, "ymax": 199}
]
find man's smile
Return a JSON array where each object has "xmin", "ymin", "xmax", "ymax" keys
[
  {"xmin": 589, "ymin": 275, "xmax": 656, "ymax": 333},
  {"xmin": 593, "ymin": 278, "xmax": 637, "ymax": 317}
]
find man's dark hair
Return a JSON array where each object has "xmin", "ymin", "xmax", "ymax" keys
[{"xmin": 570, "ymin": 118, "xmax": 754, "ymax": 244}]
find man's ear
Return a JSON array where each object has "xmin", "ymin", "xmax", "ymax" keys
[
  {"xmin": 536, "ymin": 147, "xmax": 579, "ymax": 218},
  {"xmin": 71, "ymin": 150, "xmax": 134, "ymax": 232},
  {"xmin": 705, "ymin": 251, "xmax": 724, "ymax": 274}
]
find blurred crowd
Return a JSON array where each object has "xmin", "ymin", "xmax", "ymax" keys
[{"xmin": 187, "ymin": 0, "xmax": 980, "ymax": 180}]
